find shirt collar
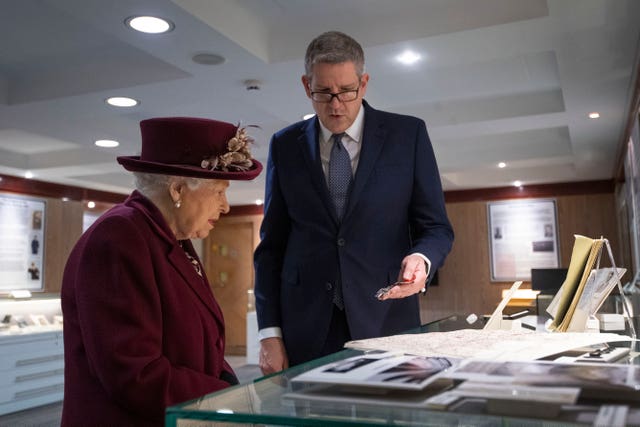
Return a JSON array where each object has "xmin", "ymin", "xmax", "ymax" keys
[{"xmin": 318, "ymin": 105, "xmax": 365, "ymax": 143}]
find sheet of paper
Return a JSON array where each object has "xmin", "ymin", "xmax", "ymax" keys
[{"xmin": 345, "ymin": 329, "xmax": 632, "ymax": 361}]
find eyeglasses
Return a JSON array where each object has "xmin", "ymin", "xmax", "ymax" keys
[{"xmin": 310, "ymin": 85, "xmax": 360, "ymax": 103}]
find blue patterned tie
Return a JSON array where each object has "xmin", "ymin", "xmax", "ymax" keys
[
  {"xmin": 328, "ymin": 133, "xmax": 352, "ymax": 220},
  {"xmin": 328, "ymin": 133, "xmax": 350, "ymax": 310}
]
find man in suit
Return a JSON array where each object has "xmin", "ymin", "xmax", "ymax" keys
[{"xmin": 254, "ymin": 31, "xmax": 453, "ymax": 373}]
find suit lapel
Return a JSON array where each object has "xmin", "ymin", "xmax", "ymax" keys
[
  {"xmin": 299, "ymin": 119, "xmax": 340, "ymax": 223},
  {"xmin": 343, "ymin": 103, "xmax": 386, "ymax": 222}
]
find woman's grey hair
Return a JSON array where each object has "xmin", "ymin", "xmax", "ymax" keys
[
  {"xmin": 304, "ymin": 31, "xmax": 365, "ymax": 78},
  {"xmin": 133, "ymin": 172, "xmax": 204, "ymax": 198}
]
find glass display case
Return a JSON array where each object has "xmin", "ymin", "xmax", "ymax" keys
[
  {"xmin": 166, "ymin": 315, "xmax": 640, "ymax": 426},
  {"xmin": 0, "ymin": 296, "xmax": 63, "ymax": 415}
]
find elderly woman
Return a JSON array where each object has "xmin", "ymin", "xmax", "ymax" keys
[{"xmin": 60, "ymin": 117, "xmax": 262, "ymax": 426}]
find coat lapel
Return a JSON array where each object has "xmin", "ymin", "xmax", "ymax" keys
[
  {"xmin": 167, "ymin": 242, "xmax": 225, "ymax": 327},
  {"xmin": 343, "ymin": 102, "xmax": 386, "ymax": 222},
  {"xmin": 127, "ymin": 192, "xmax": 225, "ymax": 325}
]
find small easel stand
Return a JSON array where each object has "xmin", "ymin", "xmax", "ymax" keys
[
  {"xmin": 484, "ymin": 281, "xmax": 524, "ymax": 331},
  {"xmin": 601, "ymin": 238, "xmax": 637, "ymax": 339}
]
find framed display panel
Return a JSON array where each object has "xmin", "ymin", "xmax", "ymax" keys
[
  {"xmin": 625, "ymin": 116, "xmax": 640, "ymax": 283},
  {"xmin": 488, "ymin": 199, "xmax": 560, "ymax": 282},
  {"xmin": 0, "ymin": 193, "xmax": 45, "ymax": 292}
]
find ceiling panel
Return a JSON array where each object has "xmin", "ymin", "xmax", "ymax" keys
[{"xmin": 0, "ymin": 0, "xmax": 638, "ymax": 201}]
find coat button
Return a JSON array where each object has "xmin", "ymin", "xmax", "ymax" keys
[
  {"xmin": 337, "ymin": 238, "xmax": 345, "ymax": 246},
  {"xmin": 325, "ymin": 282, "xmax": 333, "ymax": 291}
]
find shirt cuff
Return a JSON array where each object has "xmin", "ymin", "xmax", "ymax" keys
[{"xmin": 258, "ymin": 327, "xmax": 282, "ymax": 341}]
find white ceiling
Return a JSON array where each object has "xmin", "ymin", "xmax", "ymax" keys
[{"xmin": 1, "ymin": 0, "xmax": 639, "ymax": 205}]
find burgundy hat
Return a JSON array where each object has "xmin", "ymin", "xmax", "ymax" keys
[{"xmin": 117, "ymin": 117, "xmax": 263, "ymax": 180}]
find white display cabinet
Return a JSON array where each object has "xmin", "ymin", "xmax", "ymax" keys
[{"xmin": 0, "ymin": 297, "xmax": 63, "ymax": 415}]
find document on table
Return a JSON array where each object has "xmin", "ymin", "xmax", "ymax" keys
[{"xmin": 345, "ymin": 329, "xmax": 631, "ymax": 361}]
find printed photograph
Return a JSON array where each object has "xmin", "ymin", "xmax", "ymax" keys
[
  {"xmin": 325, "ymin": 356, "xmax": 378, "ymax": 374},
  {"xmin": 368, "ymin": 357, "xmax": 453, "ymax": 385}
]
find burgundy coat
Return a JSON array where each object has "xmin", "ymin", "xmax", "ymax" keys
[{"xmin": 61, "ymin": 191, "xmax": 235, "ymax": 426}]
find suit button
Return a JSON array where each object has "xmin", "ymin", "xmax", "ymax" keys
[
  {"xmin": 337, "ymin": 238, "xmax": 345, "ymax": 246},
  {"xmin": 325, "ymin": 282, "xmax": 333, "ymax": 291}
]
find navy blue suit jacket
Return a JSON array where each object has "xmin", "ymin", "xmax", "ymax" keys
[{"xmin": 254, "ymin": 101, "xmax": 453, "ymax": 364}]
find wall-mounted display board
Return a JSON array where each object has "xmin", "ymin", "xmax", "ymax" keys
[
  {"xmin": 0, "ymin": 193, "xmax": 45, "ymax": 292},
  {"xmin": 625, "ymin": 116, "xmax": 640, "ymax": 283},
  {"xmin": 488, "ymin": 199, "xmax": 560, "ymax": 281}
]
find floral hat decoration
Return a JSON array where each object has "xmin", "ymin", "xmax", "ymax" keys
[{"xmin": 117, "ymin": 117, "xmax": 262, "ymax": 180}]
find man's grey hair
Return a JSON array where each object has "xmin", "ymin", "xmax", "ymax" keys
[
  {"xmin": 304, "ymin": 31, "xmax": 365, "ymax": 78},
  {"xmin": 133, "ymin": 172, "xmax": 203, "ymax": 198}
]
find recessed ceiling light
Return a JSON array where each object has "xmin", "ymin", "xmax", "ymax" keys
[
  {"xmin": 95, "ymin": 139, "xmax": 120, "ymax": 148},
  {"xmin": 25, "ymin": 171, "xmax": 34, "ymax": 179},
  {"xmin": 87, "ymin": 201, "xmax": 96, "ymax": 209},
  {"xmin": 255, "ymin": 199, "xmax": 263, "ymax": 206},
  {"xmin": 498, "ymin": 162, "xmax": 506, "ymax": 168},
  {"xmin": 303, "ymin": 113, "xmax": 316, "ymax": 120},
  {"xmin": 513, "ymin": 180, "xmax": 522, "ymax": 187},
  {"xmin": 396, "ymin": 50, "xmax": 421, "ymax": 65},
  {"xmin": 588, "ymin": 112, "xmax": 600, "ymax": 119},
  {"xmin": 192, "ymin": 53, "xmax": 226, "ymax": 65},
  {"xmin": 243, "ymin": 79, "xmax": 262, "ymax": 91},
  {"xmin": 106, "ymin": 96, "xmax": 139, "ymax": 107},
  {"xmin": 125, "ymin": 16, "xmax": 173, "ymax": 34}
]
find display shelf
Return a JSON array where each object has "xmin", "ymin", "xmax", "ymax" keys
[
  {"xmin": 0, "ymin": 329, "xmax": 64, "ymax": 415},
  {"xmin": 0, "ymin": 297, "xmax": 63, "ymax": 415}
]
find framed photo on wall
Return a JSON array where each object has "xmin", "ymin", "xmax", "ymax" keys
[
  {"xmin": 0, "ymin": 193, "xmax": 46, "ymax": 292},
  {"xmin": 488, "ymin": 199, "xmax": 560, "ymax": 282}
]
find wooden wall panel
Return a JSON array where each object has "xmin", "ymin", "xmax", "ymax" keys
[
  {"xmin": 420, "ymin": 193, "xmax": 621, "ymax": 323},
  {"xmin": 203, "ymin": 215, "xmax": 262, "ymax": 356},
  {"xmin": 2, "ymin": 173, "xmax": 628, "ymax": 346},
  {"xmin": 556, "ymin": 194, "xmax": 619, "ymax": 267},
  {"xmin": 202, "ymin": 190, "xmax": 624, "ymax": 347},
  {"xmin": 418, "ymin": 202, "xmax": 494, "ymax": 323},
  {"xmin": 42, "ymin": 199, "xmax": 83, "ymax": 294}
]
